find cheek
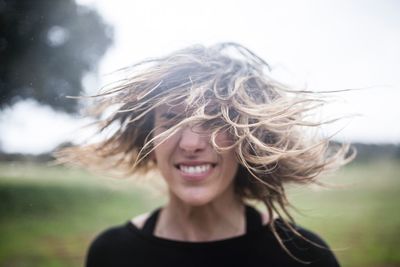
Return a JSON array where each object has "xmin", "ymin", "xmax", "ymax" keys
[
  {"xmin": 214, "ymin": 130, "xmax": 235, "ymax": 148},
  {"xmin": 217, "ymin": 147, "xmax": 239, "ymax": 183},
  {"xmin": 153, "ymin": 135, "xmax": 179, "ymax": 170},
  {"xmin": 153, "ymin": 130, "xmax": 179, "ymax": 155},
  {"xmin": 153, "ymin": 142, "xmax": 170, "ymax": 163},
  {"xmin": 223, "ymin": 153, "xmax": 239, "ymax": 178},
  {"xmin": 212, "ymin": 132, "xmax": 237, "ymax": 174}
]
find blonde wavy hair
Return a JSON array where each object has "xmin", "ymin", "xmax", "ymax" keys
[{"xmin": 58, "ymin": 42, "xmax": 353, "ymax": 260}]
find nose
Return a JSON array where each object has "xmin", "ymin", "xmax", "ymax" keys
[{"xmin": 178, "ymin": 126, "xmax": 208, "ymax": 153}]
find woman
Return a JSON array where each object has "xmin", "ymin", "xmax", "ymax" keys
[{"xmin": 59, "ymin": 43, "xmax": 352, "ymax": 266}]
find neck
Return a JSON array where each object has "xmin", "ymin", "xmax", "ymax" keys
[{"xmin": 155, "ymin": 192, "xmax": 245, "ymax": 242}]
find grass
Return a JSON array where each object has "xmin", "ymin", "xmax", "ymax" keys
[
  {"xmin": 0, "ymin": 160, "xmax": 399, "ymax": 267},
  {"xmin": 0, "ymin": 163, "xmax": 164, "ymax": 267},
  {"xmin": 288, "ymin": 160, "xmax": 400, "ymax": 267}
]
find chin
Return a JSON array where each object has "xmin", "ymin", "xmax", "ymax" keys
[
  {"xmin": 182, "ymin": 199, "xmax": 212, "ymax": 207},
  {"xmin": 177, "ymin": 191, "xmax": 216, "ymax": 207}
]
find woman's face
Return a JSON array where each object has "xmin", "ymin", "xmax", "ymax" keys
[{"xmin": 152, "ymin": 104, "xmax": 239, "ymax": 206}]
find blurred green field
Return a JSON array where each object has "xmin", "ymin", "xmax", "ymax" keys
[{"xmin": 0, "ymin": 160, "xmax": 399, "ymax": 267}]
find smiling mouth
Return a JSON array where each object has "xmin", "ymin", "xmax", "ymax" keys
[{"xmin": 176, "ymin": 164, "xmax": 215, "ymax": 175}]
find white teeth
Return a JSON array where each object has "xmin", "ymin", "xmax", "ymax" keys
[{"xmin": 180, "ymin": 164, "xmax": 211, "ymax": 174}]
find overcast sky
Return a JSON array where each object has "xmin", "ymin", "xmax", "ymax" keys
[{"xmin": 1, "ymin": 0, "xmax": 399, "ymax": 154}]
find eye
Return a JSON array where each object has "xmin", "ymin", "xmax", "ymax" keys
[
  {"xmin": 199, "ymin": 118, "xmax": 225, "ymax": 130},
  {"xmin": 157, "ymin": 113, "xmax": 184, "ymax": 129},
  {"xmin": 159, "ymin": 121, "xmax": 175, "ymax": 129}
]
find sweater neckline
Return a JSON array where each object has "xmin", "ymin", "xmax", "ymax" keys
[{"xmin": 126, "ymin": 205, "xmax": 272, "ymax": 248}]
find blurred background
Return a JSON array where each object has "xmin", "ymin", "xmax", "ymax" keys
[{"xmin": 0, "ymin": 0, "xmax": 399, "ymax": 266}]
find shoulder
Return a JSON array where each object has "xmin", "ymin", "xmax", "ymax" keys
[
  {"xmin": 276, "ymin": 221, "xmax": 328, "ymax": 246},
  {"xmin": 86, "ymin": 224, "xmax": 136, "ymax": 266},
  {"xmin": 87, "ymin": 224, "xmax": 129, "ymax": 254},
  {"xmin": 130, "ymin": 211, "xmax": 152, "ymax": 229},
  {"xmin": 273, "ymin": 220, "xmax": 340, "ymax": 267}
]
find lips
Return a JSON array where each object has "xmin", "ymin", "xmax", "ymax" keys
[
  {"xmin": 179, "ymin": 164, "xmax": 212, "ymax": 175},
  {"xmin": 175, "ymin": 162, "xmax": 216, "ymax": 179}
]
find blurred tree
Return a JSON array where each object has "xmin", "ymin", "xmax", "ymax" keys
[{"xmin": 0, "ymin": 0, "xmax": 113, "ymax": 113}]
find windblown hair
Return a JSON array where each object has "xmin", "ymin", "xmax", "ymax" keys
[{"xmin": 57, "ymin": 42, "xmax": 353, "ymax": 260}]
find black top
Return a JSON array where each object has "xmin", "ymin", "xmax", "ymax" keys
[{"xmin": 86, "ymin": 206, "xmax": 340, "ymax": 267}]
